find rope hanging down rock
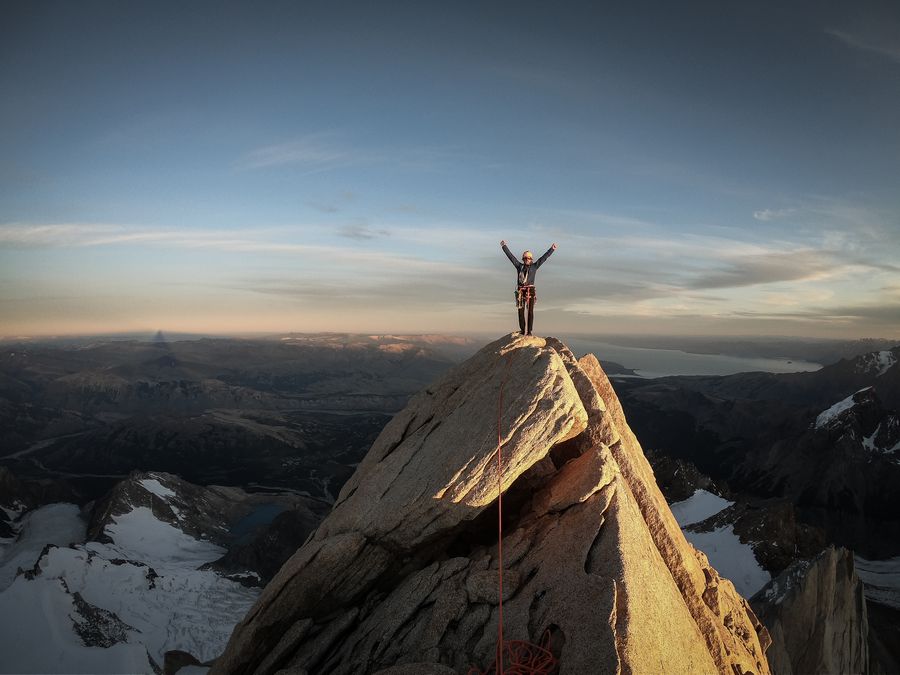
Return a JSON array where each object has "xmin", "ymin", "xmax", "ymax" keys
[{"xmin": 468, "ymin": 350, "xmax": 559, "ymax": 675}]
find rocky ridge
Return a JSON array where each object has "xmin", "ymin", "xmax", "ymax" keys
[
  {"xmin": 745, "ymin": 386, "xmax": 900, "ymax": 522},
  {"xmin": 211, "ymin": 334, "xmax": 771, "ymax": 674},
  {"xmin": 751, "ymin": 546, "xmax": 868, "ymax": 675}
]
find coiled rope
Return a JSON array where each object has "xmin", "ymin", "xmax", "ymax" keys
[{"xmin": 467, "ymin": 350, "xmax": 558, "ymax": 675}]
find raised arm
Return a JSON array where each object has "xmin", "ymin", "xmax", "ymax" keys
[
  {"xmin": 535, "ymin": 242, "xmax": 557, "ymax": 267},
  {"xmin": 500, "ymin": 240, "xmax": 520, "ymax": 268}
]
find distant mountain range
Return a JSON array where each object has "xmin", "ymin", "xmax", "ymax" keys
[
  {"xmin": 0, "ymin": 334, "xmax": 474, "ymax": 502},
  {"xmin": 582, "ymin": 334, "xmax": 900, "ymax": 365},
  {"xmin": 617, "ymin": 346, "xmax": 900, "ymax": 557}
]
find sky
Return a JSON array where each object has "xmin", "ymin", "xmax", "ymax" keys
[{"xmin": 2, "ymin": 0, "xmax": 899, "ymax": 339}]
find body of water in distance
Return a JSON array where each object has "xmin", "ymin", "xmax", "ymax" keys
[{"xmin": 564, "ymin": 337, "xmax": 823, "ymax": 379}]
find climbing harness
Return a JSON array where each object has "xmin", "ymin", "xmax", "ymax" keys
[
  {"xmin": 515, "ymin": 285, "xmax": 536, "ymax": 310},
  {"xmin": 467, "ymin": 352, "xmax": 559, "ymax": 675}
]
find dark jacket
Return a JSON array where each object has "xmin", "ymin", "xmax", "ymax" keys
[{"xmin": 502, "ymin": 244, "xmax": 554, "ymax": 286}]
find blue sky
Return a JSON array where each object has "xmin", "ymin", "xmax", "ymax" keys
[{"xmin": 2, "ymin": 0, "xmax": 899, "ymax": 337}]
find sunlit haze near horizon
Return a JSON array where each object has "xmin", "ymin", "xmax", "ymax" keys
[{"xmin": 2, "ymin": 1, "xmax": 899, "ymax": 339}]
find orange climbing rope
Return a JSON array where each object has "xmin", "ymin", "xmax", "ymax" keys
[
  {"xmin": 468, "ymin": 351, "xmax": 558, "ymax": 675},
  {"xmin": 480, "ymin": 634, "xmax": 557, "ymax": 675},
  {"xmin": 496, "ymin": 353, "xmax": 510, "ymax": 673}
]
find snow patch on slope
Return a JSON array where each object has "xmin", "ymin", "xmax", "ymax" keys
[
  {"xmin": 670, "ymin": 489, "xmax": 733, "ymax": 527},
  {"xmin": 683, "ymin": 525, "xmax": 771, "ymax": 598},
  {"xmin": 670, "ymin": 489, "xmax": 770, "ymax": 599},
  {"xmin": 101, "ymin": 506, "xmax": 223, "ymax": 569},
  {"xmin": 0, "ymin": 574, "xmax": 156, "ymax": 674},
  {"xmin": 138, "ymin": 477, "xmax": 177, "ymax": 500},
  {"xmin": 0, "ymin": 502, "xmax": 86, "ymax": 591},
  {"xmin": 862, "ymin": 425, "xmax": 881, "ymax": 452},
  {"xmin": 137, "ymin": 474, "xmax": 182, "ymax": 517},
  {"xmin": 856, "ymin": 351, "xmax": 897, "ymax": 377},
  {"xmin": 815, "ymin": 388, "xmax": 872, "ymax": 429}
]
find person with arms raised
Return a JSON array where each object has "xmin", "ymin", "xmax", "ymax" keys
[{"xmin": 500, "ymin": 240, "xmax": 557, "ymax": 336}]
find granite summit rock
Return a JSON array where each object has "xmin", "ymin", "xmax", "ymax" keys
[{"xmin": 211, "ymin": 334, "xmax": 770, "ymax": 675}]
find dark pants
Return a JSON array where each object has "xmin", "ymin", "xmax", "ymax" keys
[{"xmin": 517, "ymin": 287, "xmax": 536, "ymax": 334}]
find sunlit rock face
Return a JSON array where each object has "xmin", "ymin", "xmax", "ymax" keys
[
  {"xmin": 211, "ymin": 334, "xmax": 771, "ymax": 675},
  {"xmin": 752, "ymin": 546, "xmax": 868, "ymax": 675}
]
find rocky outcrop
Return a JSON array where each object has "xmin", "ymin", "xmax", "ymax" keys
[
  {"xmin": 211, "ymin": 334, "xmax": 770, "ymax": 675},
  {"xmin": 868, "ymin": 600, "xmax": 900, "ymax": 675},
  {"xmin": 0, "ymin": 466, "xmax": 81, "ymax": 511},
  {"xmin": 751, "ymin": 546, "xmax": 868, "ymax": 675},
  {"xmin": 87, "ymin": 470, "xmax": 326, "ymax": 583},
  {"xmin": 69, "ymin": 589, "xmax": 139, "ymax": 649},
  {"xmin": 643, "ymin": 450, "xmax": 730, "ymax": 503},
  {"xmin": 0, "ymin": 467, "xmax": 83, "ymax": 539},
  {"xmin": 207, "ymin": 507, "xmax": 325, "ymax": 584}
]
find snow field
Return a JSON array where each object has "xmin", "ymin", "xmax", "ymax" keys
[
  {"xmin": 99, "ymin": 506, "xmax": 225, "ymax": 571},
  {"xmin": 0, "ymin": 501, "xmax": 261, "ymax": 672},
  {"xmin": 683, "ymin": 525, "xmax": 771, "ymax": 598},
  {"xmin": 0, "ymin": 502, "xmax": 87, "ymax": 591},
  {"xmin": 0, "ymin": 571, "xmax": 156, "ymax": 674},
  {"xmin": 670, "ymin": 489, "xmax": 770, "ymax": 599},
  {"xmin": 138, "ymin": 477, "xmax": 177, "ymax": 500},
  {"xmin": 669, "ymin": 489, "xmax": 733, "ymax": 527}
]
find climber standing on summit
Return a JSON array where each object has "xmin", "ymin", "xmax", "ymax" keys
[{"xmin": 500, "ymin": 240, "xmax": 557, "ymax": 336}]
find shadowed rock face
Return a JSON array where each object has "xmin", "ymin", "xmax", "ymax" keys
[
  {"xmin": 751, "ymin": 547, "xmax": 868, "ymax": 675},
  {"xmin": 210, "ymin": 334, "xmax": 771, "ymax": 675}
]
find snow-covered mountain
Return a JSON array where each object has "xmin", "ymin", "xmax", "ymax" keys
[
  {"xmin": 619, "ymin": 347, "xmax": 900, "ymax": 554},
  {"xmin": 0, "ymin": 471, "xmax": 317, "ymax": 674},
  {"xmin": 744, "ymin": 385, "xmax": 900, "ymax": 528},
  {"xmin": 812, "ymin": 387, "xmax": 900, "ymax": 459}
]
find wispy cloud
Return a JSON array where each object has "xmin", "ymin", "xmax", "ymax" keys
[
  {"xmin": 234, "ymin": 275, "xmax": 498, "ymax": 310},
  {"xmin": 537, "ymin": 223, "xmax": 899, "ymax": 301},
  {"xmin": 726, "ymin": 302, "xmax": 900, "ymax": 328},
  {"xmin": 826, "ymin": 28, "xmax": 900, "ymax": 65},
  {"xmin": 4, "ymin": 203, "xmax": 898, "ymax": 336},
  {"xmin": 685, "ymin": 250, "xmax": 836, "ymax": 290},
  {"xmin": 234, "ymin": 133, "xmax": 468, "ymax": 173},
  {"xmin": 234, "ymin": 133, "xmax": 354, "ymax": 171},
  {"xmin": 753, "ymin": 208, "xmax": 795, "ymax": 222},
  {"xmin": 0, "ymin": 223, "xmax": 121, "ymax": 246},
  {"xmin": 0, "ymin": 222, "xmax": 488, "ymax": 279},
  {"xmin": 0, "ymin": 222, "xmax": 282, "ymax": 250},
  {"xmin": 338, "ymin": 221, "xmax": 389, "ymax": 240},
  {"xmin": 528, "ymin": 207, "xmax": 659, "ymax": 232}
]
